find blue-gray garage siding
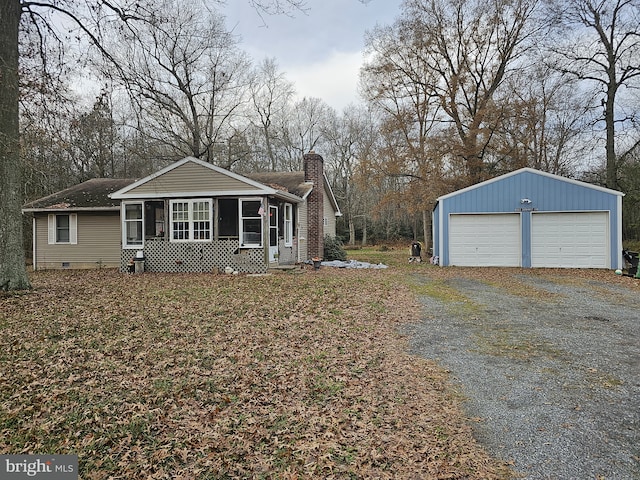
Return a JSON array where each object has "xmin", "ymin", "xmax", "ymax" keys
[{"xmin": 433, "ymin": 168, "xmax": 624, "ymax": 269}]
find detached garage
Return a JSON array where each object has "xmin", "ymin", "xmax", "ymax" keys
[{"xmin": 433, "ymin": 168, "xmax": 624, "ymax": 269}]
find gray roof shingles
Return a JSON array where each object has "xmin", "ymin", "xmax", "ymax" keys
[
  {"xmin": 23, "ymin": 171, "xmax": 314, "ymax": 211},
  {"xmin": 245, "ymin": 171, "xmax": 312, "ymax": 198},
  {"xmin": 23, "ymin": 178, "xmax": 136, "ymax": 211}
]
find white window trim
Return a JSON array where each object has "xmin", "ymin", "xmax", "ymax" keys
[
  {"xmin": 48, "ymin": 213, "xmax": 77, "ymax": 245},
  {"xmin": 169, "ymin": 199, "xmax": 213, "ymax": 243},
  {"xmin": 284, "ymin": 203, "xmax": 293, "ymax": 247},
  {"xmin": 122, "ymin": 201, "xmax": 144, "ymax": 249},
  {"xmin": 170, "ymin": 200, "xmax": 190, "ymax": 242},
  {"xmin": 239, "ymin": 198, "xmax": 263, "ymax": 248}
]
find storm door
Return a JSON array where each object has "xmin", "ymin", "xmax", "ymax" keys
[{"xmin": 269, "ymin": 206, "xmax": 278, "ymax": 263}]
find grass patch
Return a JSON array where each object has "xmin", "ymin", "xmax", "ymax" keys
[
  {"xmin": 407, "ymin": 277, "xmax": 484, "ymax": 320},
  {"xmin": 473, "ymin": 329, "xmax": 565, "ymax": 361},
  {"xmin": 586, "ymin": 369, "xmax": 624, "ymax": 390},
  {"xmin": 346, "ymin": 245, "xmax": 413, "ymax": 269},
  {"xmin": 410, "ymin": 278, "xmax": 470, "ymax": 303}
]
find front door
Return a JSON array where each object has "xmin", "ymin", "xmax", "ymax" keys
[{"xmin": 269, "ymin": 206, "xmax": 278, "ymax": 263}]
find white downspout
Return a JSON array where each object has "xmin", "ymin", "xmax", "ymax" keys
[
  {"xmin": 32, "ymin": 216, "xmax": 37, "ymax": 271},
  {"xmin": 296, "ymin": 206, "xmax": 301, "ymax": 264},
  {"xmin": 617, "ymin": 195, "xmax": 623, "ymax": 270},
  {"xmin": 438, "ymin": 205, "xmax": 444, "ymax": 265}
]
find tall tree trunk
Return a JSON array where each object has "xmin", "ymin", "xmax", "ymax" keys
[
  {"xmin": 0, "ymin": 0, "xmax": 30, "ymax": 290},
  {"xmin": 422, "ymin": 209, "xmax": 430, "ymax": 259},
  {"xmin": 604, "ymin": 89, "xmax": 617, "ymax": 190},
  {"xmin": 348, "ymin": 217, "xmax": 355, "ymax": 245},
  {"xmin": 361, "ymin": 217, "xmax": 367, "ymax": 247}
]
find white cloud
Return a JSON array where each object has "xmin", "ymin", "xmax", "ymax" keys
[
  {"xmin": 222, "ymin": 0, "xmax": 402, "ymax": 112},
  {"xmin": 284, "ymin": 50, "xmax": 364, "ymax": 111}
]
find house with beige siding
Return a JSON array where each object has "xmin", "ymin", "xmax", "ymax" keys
[
  {"xmin": 23, "ymin": 179, "xmax": 134, "ymax": 270},
  {"xmin": 23, "ymin": 152, "xmax": 341, "ymax": 273}
]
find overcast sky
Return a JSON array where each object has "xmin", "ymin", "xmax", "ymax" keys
[{"xmin": 222, "ymin": 0, "xmax": 403, "ymax": 112}]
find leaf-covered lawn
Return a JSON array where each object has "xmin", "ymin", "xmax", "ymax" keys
[{"xmin": 1, "ymin": 267, "xmax": 510, "ymax": 479}]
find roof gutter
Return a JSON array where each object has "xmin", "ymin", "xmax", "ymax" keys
[{"xmin": 22, "ymin": 206, "xmax": 121, "ymax": 213}]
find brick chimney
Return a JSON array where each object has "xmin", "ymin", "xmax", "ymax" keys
[{"xmin": 304, "ymin": 151, "xmax": 324, "ymax": 260}]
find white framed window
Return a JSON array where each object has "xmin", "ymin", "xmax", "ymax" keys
[
  {"xmin": 192, "ymin": 201, "xmax": 211, "ymax": 240},
  {"xmin": 284, "ymin": 203, "xmax": 293, "ymax": 247},
  {"xmin": 123, "ymin": 202, "xmax": 144, "ymax": 248},
  {"xmin": 48, "ymin": 214, "xmax": 77, "ymax": 245},
  {"xmin": 171, "ymin": 201, "xmax": 189, "ymax": 240},
  {"xmin": 240, "ymin": 198, "xmax": 263, "ymax": 248},
  {"xmin": 169, "ymin": 199, "xmax": 212, "ymax": 242}
]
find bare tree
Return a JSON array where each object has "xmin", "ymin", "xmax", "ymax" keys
[
  {"xmin": 322, "ymin": 106, "xmax": 377, "ymax": 245},
  {"xmin": 97, "ymin": 1, "xmax": 251, "ymax": 165},
  {"xmin": 494, "ymin": 64, "xmax": 590, "ymax": 175},
  {"xmin": 69, "ymin": 91, "xmax": 117, "ymax": 179},
  {"xmin": 403, "ymin": 0, "xmax": 542, "ymax": 184},
  {"xmin": 362, "ymin": 18, "xmax": 446, "ymax": 248},
  {"xmin": 19, "ymin": 23, "xmax": 76, "ymax": 200},
  {"xmin": 247, "ymin": 58, "xmax": 295, "ymax": 170},
  {"xmin": 549, "ymin": 0, "xmax": 640, "ymax": 190},
  {"xmin": 277, "ymin": 97, "xmax": 332, "ymax": 170}
]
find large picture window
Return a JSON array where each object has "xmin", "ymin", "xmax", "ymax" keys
[
  {"xmin": 123, "ymin": 203, "xmax": 143, "ymax": 248},
  {"xmin": 170, "ymin": 199, "xmax": 212, "ymax": 242},
  {"xmin": 240, "ymin": 199, "xmax": 263, "ymax": 247}
]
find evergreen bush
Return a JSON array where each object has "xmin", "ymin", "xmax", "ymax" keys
[{"xmin": 323, "ymin": 235, "xmax": 347, "ymax": 261}]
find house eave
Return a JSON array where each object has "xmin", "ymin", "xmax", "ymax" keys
[
  {"xmin": 22, "ymin": 206, "xmax": 121, "ymax": 214},
  {"xmin": 112, "ymin": 189, "xmax": 280, "ymax": 200},
  {"xmin": 270, "ymin": 191, "xmax": 303, "ymax": 203},
  {"xmin": 324, "ymin": 173, "xmax": 342, "ymax": 217}
]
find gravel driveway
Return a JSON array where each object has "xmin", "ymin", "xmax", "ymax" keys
[{"xmin": 407, "ymin": 269, "xmax": 640, "ymax": 479}]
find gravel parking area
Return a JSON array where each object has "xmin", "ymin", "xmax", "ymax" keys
[{"xmin": 407, "ymin": 269, "xmax": 640, "ymax": 479}]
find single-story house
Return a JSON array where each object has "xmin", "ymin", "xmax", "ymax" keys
[
  {"xmin": 432, "ymin": 168, "xmax": 624, "ymax": 269},
  {"xmin": 23, "ymin": 151, "xmax": 341, "ymax": 273}
]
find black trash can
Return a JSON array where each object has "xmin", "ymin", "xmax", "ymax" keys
[
  {"xmin": 409, "ymin": 242, "xmax": 422, "ymax": 263},
  {"xmin": 623, "ymin": 249, "xmax": 639, "ymax": 276}
]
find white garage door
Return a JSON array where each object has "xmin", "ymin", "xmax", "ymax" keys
[
  {"xmin": 449, "ymin": 214, "xmax": 521, "ymax": 266},
  {"xmin": 531, "ymin": 212, "xmax": 609, "ymax": 268}
]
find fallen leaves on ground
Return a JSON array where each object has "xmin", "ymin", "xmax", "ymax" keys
[{"xmin": 0, "ymin": 268, "xmax": 511, "ymax": 479}]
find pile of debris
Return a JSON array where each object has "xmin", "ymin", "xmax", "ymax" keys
[{"xmin": 320, "ymin": 260, "xmax": 388, "ymax": 269}]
